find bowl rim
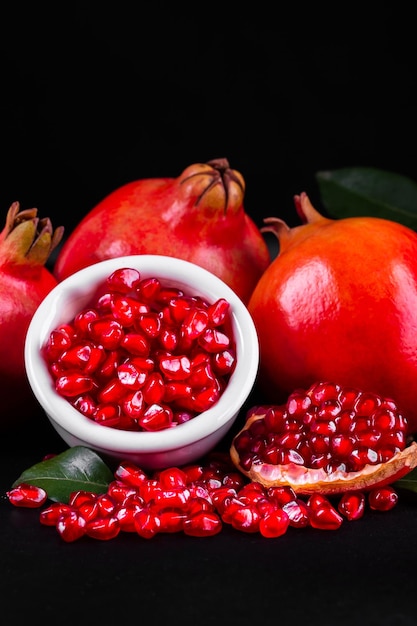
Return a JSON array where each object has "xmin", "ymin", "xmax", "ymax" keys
[{"xmin": 25, "ymin": 255, "xmax": 259, "ymax": 453}]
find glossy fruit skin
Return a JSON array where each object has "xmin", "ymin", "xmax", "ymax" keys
[
  {"xmin": 54, "ymin": 159, "xmax": 270, "ymax": 304},
  {"xmin": 248, "ymin": 192, "xmax": 417, "ymax": 435},
  {"xmin": 0, "ymin": 203, "xmax": 63, "ymax": 427}
]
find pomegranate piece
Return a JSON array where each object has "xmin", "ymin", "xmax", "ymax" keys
[
  {"xmin": 183, "ymin": 511, "xmax": 223, "ymax": 537},
  {"xmin": 43, "ymin": 269, "xmax": 236, "ymax": 431},
  {"xmin": 307, "ymin": 494, "xmax": 344, "ymax": 530},
  {"xmin": 338, "ymin": 491, "xmax": 366, "ymax": 521},
  {"xmin": 259, "ymin": 509, "xmax": 290, "ymax": 538},
  {"xmin": 7, "ymin": 483, "xmax": 48, "ymax": 508},
  {"xmin": 230, "ymin": 381, "xmax": 417, "ymax": 494},
  {"xmin": 56, "ymin": 509, "xmax": 86, "ymax": 542},
  {"xmin": 368, "ymin": 485, "xmax": 399, "ymax": 511}
]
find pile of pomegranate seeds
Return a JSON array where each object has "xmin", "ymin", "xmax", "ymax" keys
[
  {"xmin": 43, "ymin": 267, "xmax": 236, "ymax": 431},
  {"xmin": 7, "ymin": 453, "xmax": 400, "ymax": 542},
  {"xmin": 234, "ymin": 381, "xmax": 408, "ymax": 473}
]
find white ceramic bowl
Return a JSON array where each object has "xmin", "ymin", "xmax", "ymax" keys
[{"xmin": 25, "ymin": 255, "xmax": 259, "ymax": 470}]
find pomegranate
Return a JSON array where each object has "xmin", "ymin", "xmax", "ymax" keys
[
  {"xmin": 53, "ymin": 158, "xmax": 271, "ymax": 304},
  {"xmin": 0, "ymin": 202, "xmax": 63, "ymax": 426},
  {"xmin": 230, "ymin": 381, "xmax": 417, "ymax": 494},
  {"xmin": 248, "ymin": 192, "xmax": 417, "ymax": 434}
]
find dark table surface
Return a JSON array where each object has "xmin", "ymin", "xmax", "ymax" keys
[{"xmin": 2, "ymin": 392, "xmax": 417, "ymax": 626}]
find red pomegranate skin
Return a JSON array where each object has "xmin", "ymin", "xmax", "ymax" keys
[
  {"xmin": 53, "ymin": 159, "xmax": 271, "ymax": 305},
  {"xmin": 248, "ymin": 192, "xmax": 417, "ymax": 435},
  {"xmin": 0, "ymin": 202, "xmax": 63, "ymax": 426}
]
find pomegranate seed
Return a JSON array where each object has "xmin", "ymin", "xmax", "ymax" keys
[
  {"xmin": 114, "ymin": 462, "xmax": 148, "ymax": 488},
  {"xmin": 122, "ymin": 390, "xmax": 145, "ymax": 420},
  {"xmin": 116, "ymin": 499, "xmax": 145, "ymax": 532},
  {"xmin": 198, "ymin": 328, "xmax": 230, "ymax": 353},
  {"xmin": 168, "ymin": 297, "xmax": 192, "ymax": 323},
  {"xmin": 158, "ymin": 509, "xmax": 187, "ymax": 533},
  {"xmin": 44, "ymin": 328, "xmax": 73, "ymax": 361},
  {"xmin": 157, "ymin": 467, "xmax": 188, "ymax": 489},
  {"xmin": 55, "ymin": 372, "xmax": 95, "ymax": 397},
  {"xmin": 142, "ymin": 372, "xmax": 165, "ymax": 404},
  {"xmin": 56, "ymin": 509, "xmax": 86, "ymax": 542},
  {"xmin": 85, "ymin": 515, "xmax": 120, "ymax": 540},
  {"xmin": 89, "ymin": 318, "xmax": 124, "ymax": 350},
  {"xmin": 136, "ymin": 277, "xmax": 161, "ymax": 301},
  {"xmin": 183, "ymin": 511, "xmax": 223, "ymax": 537},
  {"xmin": 158, "ymin": 326, "xmax": 179, "ymax": 351},
  {"xmin": 368, "ymin": 485, "xmax": 399, "ymax": 511},
  {"xmin": 109, "ymin": 297, "xmax": 136, "ymax": 327},
  {"xmin": 72, "ymin": 394, "xmax": 96, "ymax": 417},
  {"xmin": 134, "ymin": 508, "xmax": 161, "ymax": 538},
  {"xmin": 181, "ymin": 308, "xmax": 209, "ymax": 341},
  {"xmin": 307, "ymin": 494, "xmax": 344, "ymax": 530},
  {"xmin": 106, "ymin": 267, "xmax": 141, "ymax": 293},
  {"xmin": 212, "ymin": 349, "xmax": 236, "ymax": 375},
  {"xmin": 94, "ymin": 403, "xmax": 121, "ymax": 427},
  {"xmin": 40, "ymin": 502, "xmax": 72, "ymax": 525},
  {"xmin": 207, "ymin": 298, "xmax": 230, "ymax": 326},
  {"xmin": 137, "ymin": 313, "xmax": 161, "ymax": 338},
  {"xmin": 97, "ymin": 378, "xmax": 126, "ymax": 404},
  {"xmin": 7, "ymin": 483, "xmax": 48, "ymax": 508},
  {"xmin": 230, "ymin": 504, "xmax": 262, "ymax": 533},
  {"xmin": 259, "ymin": 509, "xmax": 290, "ymax": 538},
  {"xmin": 338, "ymin": 491, "xmax": 366, "ymax": 520},
  {"xmin": 282, "ymin": 498, "xmax": 310, "ymax": 528}
]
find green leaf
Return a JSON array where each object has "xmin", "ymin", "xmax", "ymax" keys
[
  {"xmin": 394, "ymin": 467, "xmax": 417, "ymax": 493},
  {"xmin": 12, "ymin": 446, "xmax": 114, "ymax": 503},
  {"xmin": 316, "ymin": 167, "xmax": 417, "ymax": 230}
]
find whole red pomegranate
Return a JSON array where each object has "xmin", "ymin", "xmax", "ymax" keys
[
  {"xmin": 53, "ymin": 158, "xmax": 271, "ymax": 304},
  {"xmin": 248, "ymin": 192, "xmax": 417, "ymax": 435},
  {"xmin": 0, "ymin": 202, "xmax": 63, "ymax": 427}
]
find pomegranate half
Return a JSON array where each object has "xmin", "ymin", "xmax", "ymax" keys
[
  {"xmin": 53, "ymin": 158, "xmax": 271, "ymax": 305},
  {"xmin": 248, "ymin": 192, "xmax": 417, "ymax": 435},
  {"xmin": 230, "ymin": 381, "xmax": 417, "ymax": 494}
]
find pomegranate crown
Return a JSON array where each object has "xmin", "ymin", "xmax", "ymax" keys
[{"xmin": 0, "ymin": 201, "xmax": 64, "ymax": 266}]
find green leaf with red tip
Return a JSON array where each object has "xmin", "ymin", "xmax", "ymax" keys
[
  {"xmin": 316, "ymin": 167, "xmax": 417, "ymax": 230},
  {"xmin": 11, "ymin": 446, "xmax": 114, "ymax": 503}
]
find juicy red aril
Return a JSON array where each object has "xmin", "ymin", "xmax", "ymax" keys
[
  {"xmin": 59, "ymin": 342, "xmax": 105, "ymax": 374},
  {"xmin": 43, "ymin": 268, "xmax": 236, "ymax": 431},
  {"xmin": 183, "ymin": 511, "xmax": 223, "ymax": 537},
  {"xmin": 139, "ymin": 403, "xmax": 173, "ymax": 431},
  {"xmin": 89, "ymin": 318, "xmax": 124, "ymax": 350},
  {"xmin": 307, "ymin": 494, "xmax": 344, "ymax": 530},
  {"xmin": 55, "ymin": 373, "xmax": 95, "ymax": 397},
  {"xmin": 233, "ymin": 381, "xmax": 409, "ymax": 473},
  {"xmin": 106, "ymin": 267, "xmax": 141, "ymax": 293},
  {"xmin": 7, "ymin": 483, "xmax": 48, "ymax": 508},
  {"xmin": 368, "ymin": 485, "xmax": 399, "ymax": 511},
  {"xmin": 259, "ymin": 509, "xmax": 290, "ymax": 538},
  {"xmin": 338, "ymin": 491, "xmax": 366, "ymax": 521},
  {"xmin": 56, "ymin": 509, "xmax": 86, "ymax": 542}
]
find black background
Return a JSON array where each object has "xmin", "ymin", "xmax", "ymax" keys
[{"xmin": 1, "ymin": 5, "xmax": 417, "ymax": 625}]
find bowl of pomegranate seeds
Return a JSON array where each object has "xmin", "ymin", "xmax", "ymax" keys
[{"xmin": 25, "ymin": 255, "xmax": 259, "ymax": 469}]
